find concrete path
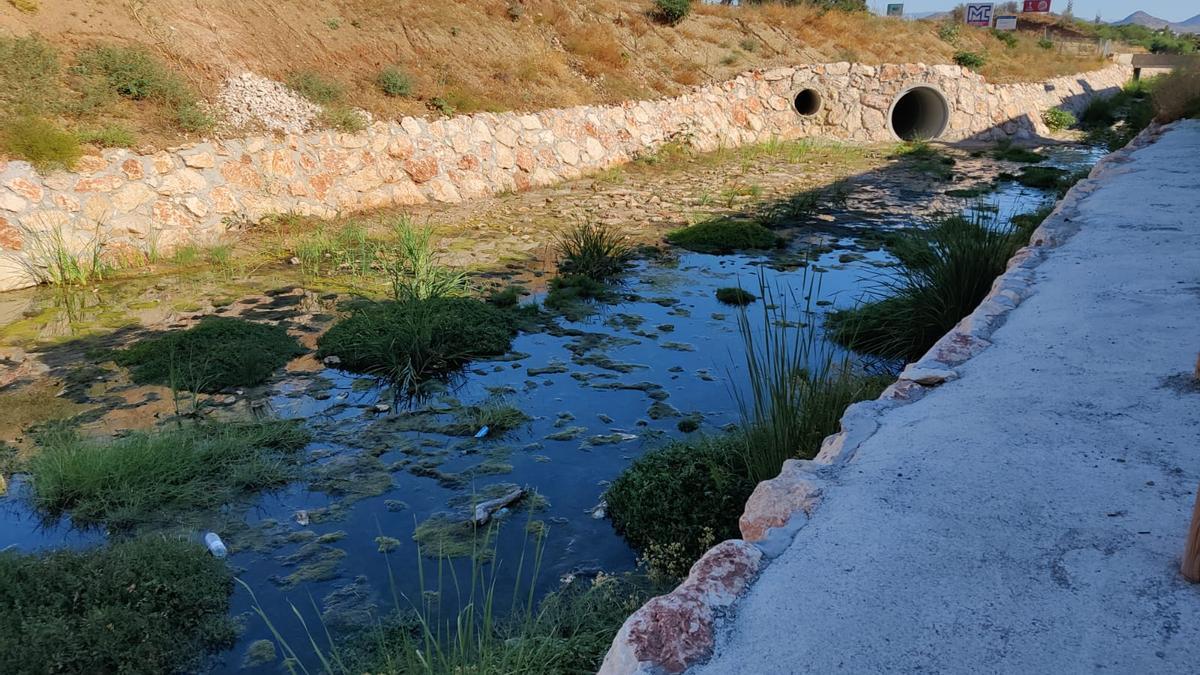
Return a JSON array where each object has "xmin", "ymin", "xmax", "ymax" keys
[{"xmin": 696, "ymin": 121, "xmax": 1200, "ymax": 673}]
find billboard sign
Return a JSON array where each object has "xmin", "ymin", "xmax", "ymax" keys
[
  {"xmin": 965, "ymin": 3, "xmax": 995, "ymax": 27},
  {"xmin": 1023, "ymin": 0, "xmax": 1052, "ymax": 12},
  {"xmin": 886, "ymin": 3, "xmax": 903, "ymax": 17},
  {"xmin": 995, "ymin": 15, "xmax": 1018, "ymax": 30}
]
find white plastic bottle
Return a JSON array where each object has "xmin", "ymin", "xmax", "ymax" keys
[{"xmin": 204, "ymin": 532, "xmax": 228, "ymax": 559}]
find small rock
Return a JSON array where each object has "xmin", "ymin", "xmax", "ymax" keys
[
  {"xmin": 373, "ymin": 403, "xmax": 391, "ymax": 413},
  {"xmin": 590, "ymin": 500, "xmax": 607, "ymax": 519},
  {"xmin": 294, "ymin": 510, "xmax": 310, "ymax": 526},
  {"xmin": 323, "ymin": 355, "xmax": 342, "ymax": 366}
]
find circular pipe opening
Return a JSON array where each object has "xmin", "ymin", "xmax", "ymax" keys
[
  {"xmin": 889, "ymin": 86, "xmax": 950, "ymax": 140},
  {"xmin": 793, "ymin": 88, "xmax": 822, "ymax": 116}
]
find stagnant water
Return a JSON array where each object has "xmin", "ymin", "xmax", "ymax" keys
[{"xmin": 0, "ymin": 143, "xmax": 1102, "ymax": 672}]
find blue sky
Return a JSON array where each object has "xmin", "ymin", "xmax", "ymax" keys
[{"xmin": 869, "ymin": 1, "xmax": 1197, "ymax": 23}]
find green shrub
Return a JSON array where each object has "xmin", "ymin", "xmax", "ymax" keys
[
  {"xmin": 74, "ymin": 45, "xmax": 210, "ymax": 133},
  {"xmin": 953, "ymin": 50, "xmax": 986, "ymax": 70},
  {"xmin": 76, "ymin": 45, "xmax": 187, "ymax": 103},
  {"xmin": 75, "ymin": 123, "xmax": 136, "ymax": 148},
  {"xmin": 0, "ymin": 538, "xmax": 236, "ymax": 674},
  {"xmin": 829, "ymin": 213, "xmax": 1028, "ymax": 361},
  {"xmin": 286, "ymin": 70, "xmax": 344, "ymax": 104},
  {"xmin": 990, "ymin": 29, "xmax": 1018, "ymax": 48},
  {"xmin": 0, "ymin": 116, "xmax": 81, "ymax": 171},
  {"xmin": 555, "ymin": 222, "xmax": 633, "ymax": 281},
  {"xmin": 375, "ymin": 67, "xmax": 413, "ymax": 97},
  {"xmin": 1038, "ymin": 38, "xmax": 1054, "ymax": 50},
  {"xmin": 174, "ymin": 101, "xmax": 214, "ymax": 133},
  {"xmin": 1079, "ymin": 96, "xmax": 1116, "ymax": 127},
  {"xmin": 715, "ymin": 287, "xmax": 756, "ymax": 305},
  {"xmin": 0, "ymin": 35, "xmax": 61, "ymax": 115},
  {"xmin": 115, "ymin": 317, "xmax": 305, "ymax": 393},
  {"xmin": 937, "ymin": 22, "xmax": 961, "ymax": 44},
  {"xmin": 321, "ymin": 104, "xmax": 366, "ymax": 132},
  {"xmin": 1042, "ymin": 107, "xmax": 1076, "ymax": 131},
  {"xmin": 317, "ymin": 297, "xmax": 515, "ymax": 389},
  {"xmin": 654, "ymin": 0, "xmax": 692, "ymax": 25},
  {"xmin": 606, "ymin": 436, "xmax": 755, "ymax": 578},
  {"xmin": 28, "ymin": 420, "xmax": 309, "ymax": 528},
  {"xmin": 666, "ymin": 219, "xmax": 783, "ymax": 254}
]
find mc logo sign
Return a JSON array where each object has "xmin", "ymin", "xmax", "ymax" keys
[{"xmin": 965, "ymin": 2, "xmax": 994, "ymax": 27}]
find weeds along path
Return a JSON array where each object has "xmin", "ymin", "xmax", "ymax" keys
[{"xmin": 687, "ymin": 122, "xmax": 1200, "ymax": 673}]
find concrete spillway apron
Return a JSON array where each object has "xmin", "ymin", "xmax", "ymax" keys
[{"xmin": 602, "ymin": 120, "xmax": 1200, "ymax": 673}]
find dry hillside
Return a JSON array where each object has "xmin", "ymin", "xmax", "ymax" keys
[{"xmin": 0, "ymin": 0, "xmax": 1105, "ymax": 151}]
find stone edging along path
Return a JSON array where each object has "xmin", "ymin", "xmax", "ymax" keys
[
  {"xmin": 0, "ymin": 62, "xmax": 1130, "ymax": 291},
  {"xmin": 596, "ymin": 121, "xmax": 1175, "ymax": 674}
]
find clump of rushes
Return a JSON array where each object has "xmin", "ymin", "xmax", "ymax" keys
[
  {"xmin": 114, "ymin": 317, "xmax": 305, "ymax": 393},
  {"xmin": 28, "ymin": 420, "xmax": 309, "ymax": 529},
  {"xmin": 666, "ymin": 218, "xmax": 783, "ymax": 254},
  {"xmin": 606, "ymin": 436, "xmax": 755, "ymax": 579},
  {"xmin": 735, "ymin": 275, "xmax": 890, "ymax": 482},
  {"xmin": 375, "ymin": 67, "xmax": 413, "ymax": 97},
  {"xmin": 555, "ymin": 222, "xmax": 634, "ymax": 282},
  {"xmin": 386, "ymin": 219, "xmax": 471, "ymax": 302},
  {"xmin": 0, "ymin": 538, "xmax": 237, "ymax": 673},
  {"xmin": 715, "ymin": 286, "xmax": 756, "ymax": 305},
  {"xmin": 317, "ymin": 297, "xmax": 515, "ymax": 391},
  {"xmin": 829, "ymin": 212, "xmax": 1029, "ymax": 361}
]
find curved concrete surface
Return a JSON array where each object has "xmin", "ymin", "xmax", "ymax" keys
[{"xmin": 695, "ymin": 120, "xmax": 1200, "ymax": 673}]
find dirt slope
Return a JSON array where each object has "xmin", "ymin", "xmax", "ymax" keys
[{"xmin": 1, "ymin": 0, "xmax": 1103, "ymax": 126}]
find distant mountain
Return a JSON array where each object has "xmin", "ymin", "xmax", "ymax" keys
[
  {"xmin": 1112, "ymin": 11, "xmax": 1200, "ymax": 34},
  {"xmin": 1115, "ymin": 11, "xmax": 1171, "ymax": 29}
]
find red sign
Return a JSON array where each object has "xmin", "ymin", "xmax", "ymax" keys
[{"xmin": 1023, "ymin": 0, "xmax": 1051, "ymax": 12}]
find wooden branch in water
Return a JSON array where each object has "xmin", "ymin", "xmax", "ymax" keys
[{"xmin": 472, "ymin": 488, "xmax": 526, "ymax": 526}]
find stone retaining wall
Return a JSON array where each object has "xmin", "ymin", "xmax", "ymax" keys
[
  {"xmin": 0, "ymin": 62, "xmax": 1131, "ymax": 291},
  {"xmin": 597, "ymin": 121, "xmax": 1172, "ymax": 674}
]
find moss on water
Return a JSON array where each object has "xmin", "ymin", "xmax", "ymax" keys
[
  {"xmin": 666, "ymin": 219, "xmax": 783, "ymax": 254},
  {"xmin": 715, "ymin": 287, "xmax": 756, "ymax": 306},
  {"xmin": 413, "ymin": 515, "xmax": 495, "ymax": 559}
]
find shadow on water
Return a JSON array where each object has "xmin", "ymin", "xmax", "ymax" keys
[{"xmin": 0, "ymin": 136, "xmax": 1102, "ymax": 672}]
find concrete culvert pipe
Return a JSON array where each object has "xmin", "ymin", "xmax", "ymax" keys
[
  {"xmin": 794, "ymin": 88, "xmax": 822, "ymax": 116},
  {"xmin": 889, "ymin": 86, "xmax": 950, "ymax": 140}
]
